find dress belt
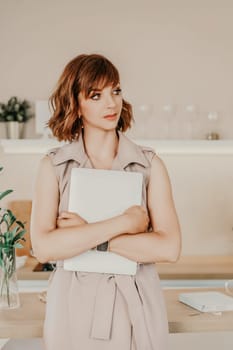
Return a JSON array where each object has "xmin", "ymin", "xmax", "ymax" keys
[
  {"xmin": 56, "ymin": 261, "xmax": 153, "ymax": 349},
  {"xmin": 90, "ymin": 274, "xmax": 153, "ymax": 349}
]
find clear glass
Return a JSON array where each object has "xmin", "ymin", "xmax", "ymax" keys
[
  {"xmin": 183, "ymin": 104, "xmax": 199, "ymax": 139},
  {"xmin": 206, "ymin": 111, "xmax": 220, "ymax": 140},
  {"xmin": 160, "ymin": 104, "xmax": 177, "ymax": 139},
  {"xmin": 0, "ymin": 247, "xmax": 20, "ymax": 309},
  {"xmin": 225, "ymin": 279, "xmax": 233, "ymax": 296}
]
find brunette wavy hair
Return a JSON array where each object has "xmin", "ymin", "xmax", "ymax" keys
[{"xmin": 48, "ymin": 54, "xmax": 133, "ymax": 141}]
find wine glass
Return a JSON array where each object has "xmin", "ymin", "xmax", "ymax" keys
[
  {"xmin": 161, "ymin": 103, "xmax": 177, "ymax": 139},
  {"xmin": 206, "ymin": 111, "xmax": 220, "ymax": 140},
  {"xmin": 183, "ymin": 104, "xmax": 199, "ymax": 139}
]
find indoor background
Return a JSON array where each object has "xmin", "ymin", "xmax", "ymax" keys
[{"xmin": 0, "ymin": 0, "xmax": 233, "ymax": 140}]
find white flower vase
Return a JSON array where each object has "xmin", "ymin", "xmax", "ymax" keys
[
  {"xmin": 5, "ymin": 121, "xmax": 25, "ymax": 139},
  {"xmin": 0, "ymin": 247, "xmax": 20, "ymax": 309}
]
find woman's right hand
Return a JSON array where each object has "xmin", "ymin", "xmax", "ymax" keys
[
  {"xmin": 123, "ymin": 205, "xmax": 149, "ymax": 234},
  {"xmin": 57, "ymin": 211, "xmax": 87, "ymax": 228}
]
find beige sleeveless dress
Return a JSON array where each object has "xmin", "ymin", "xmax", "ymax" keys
[{"xmin": 43, "ymin": 132, "xmax": 169, "ymax": 350}]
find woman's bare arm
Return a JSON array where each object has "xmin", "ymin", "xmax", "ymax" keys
[
  {"xmin": 109, "ymin": 155, "xmax": 182, "ymax": 263},
  {"xmin": 30, "ymin": 156, "xmax": 148, "ymax": 263}
]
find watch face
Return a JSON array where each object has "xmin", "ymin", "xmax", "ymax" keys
[
  {"xmin": 96, "ymin": 241, "xmax": 108, "ymax": 251},
  {"xmin": 33, "ymin": 262, "xmax": 55, "ymax": 272}
]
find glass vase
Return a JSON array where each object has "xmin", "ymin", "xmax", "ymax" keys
[{"xmin": 0, "ymin": 246, "xmax": 20, "ymax": 309}]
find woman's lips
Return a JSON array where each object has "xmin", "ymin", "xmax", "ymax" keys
[{"xmin": 104, "ymin": 113, "xmax": 117, "ymax": 120}]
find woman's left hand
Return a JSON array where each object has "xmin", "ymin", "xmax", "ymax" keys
[{"xmin": 57, "ymin": 211, "xmax": 87, "ymax": 228}]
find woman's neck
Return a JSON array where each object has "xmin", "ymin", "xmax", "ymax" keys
[{"xmin": 83, "ymin": 129, "xmax": 119, "ymax": 168}]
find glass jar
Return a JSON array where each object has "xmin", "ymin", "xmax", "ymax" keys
[{"xmin": 0, "ymin": 246, "xmax": 20, "ymax": 309}]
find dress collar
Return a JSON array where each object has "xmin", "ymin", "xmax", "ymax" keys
[{"xmin": 50, "ymin": 131, "xmax": 150, "ymax": 169}]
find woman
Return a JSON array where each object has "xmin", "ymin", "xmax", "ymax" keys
[{"xmin": 31, "ymin": 54, "xmax": 181, "ymax": 350}]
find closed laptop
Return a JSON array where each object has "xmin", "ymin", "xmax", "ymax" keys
[{"xmin": 63, "ymin": 168, "xmax": 143, "ymax": 275}]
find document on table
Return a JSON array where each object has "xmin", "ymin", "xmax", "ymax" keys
[{"xmin": 179, "ymin": 291, "xmax": 233, "ymax": 312}]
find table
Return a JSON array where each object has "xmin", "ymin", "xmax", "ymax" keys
[
  {"xmin": 1, "ymin": 288, "xmax": 233, "ymax": 338},
  {"xmin": 165, "ymin": 289, "xmax": 233, "ymax": 333}
]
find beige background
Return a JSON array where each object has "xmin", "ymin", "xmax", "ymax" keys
[
  {"xmin": 1, "ymin": 1, "xmax": 233, "ymax": 255},
  {"xmin": 0, "ymin": 0, "xmax": 233, "ymax": 139},
  {"xmin": 1, "ymin": 3, "xmax": 233, "ymax": 348}
]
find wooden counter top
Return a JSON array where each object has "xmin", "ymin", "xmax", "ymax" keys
[
  {"xmin": 1, "ymin": 288, "xmax": 233, "ymax": 338},
  {"xmin": 0, "ymin": 293, "xmax": 45, "ymax": 339},
  {"xmin": 17, "ymin": 257, "xmax": 50, "ymax": 280},
  {"xmin": 17, "ymin": 255, "xmax": 233, "ymax": 280},
  {"xmin": 157, "ymin": 255, "xmax": 233, "ymax": 280},
  {"xmin": 165, "ymin": 288, "xmax": 233, "ymax": 333}
]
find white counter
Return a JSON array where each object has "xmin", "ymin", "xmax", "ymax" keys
[{"xmin": 1, "ymin": 138, "xmax": 233, "ymax": 155}]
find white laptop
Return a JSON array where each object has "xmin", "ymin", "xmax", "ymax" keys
[
  {"xmin": 179, "ymin": 291, "xmax": 233, "ymax": 313},
  {"xmin": 63, "ymin": 168, "xmax": 143, "ymax": 275}
]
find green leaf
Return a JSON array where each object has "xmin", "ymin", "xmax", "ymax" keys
[
  {"xmin": 4, "ymin": 227, "xmax": 18, "ymax": 245},
  {"xmin": 1, "ymin": 215, "xmax": 10, "ymax": 230},
  {"xmin": 0, "ymin": 214, "xmax": 5, "ymax": 225},
  {"xmin": 12, "ymin": 230, "xmax": 26, "ymax": 244},
  {"xmin": 0, "ymin": 97, "xmax": 31, "ymax": 122},
  {"xmin": 6, "ymin": 210, "xmax": 16, "ymax": 227},
  {"xmin": 13, "ymin": 243, "xmax": 23, "ymax": 249},
  {"xmin": 15, "ymin": 220, "xmax": 25, "ymax": 229},
  {"xmin": 0, "ymin": 189, "xmax": 13, "ymax": 201},
  {"xmin": 0, "ymin": 165, "xmax": 27, "ymax": 251}
]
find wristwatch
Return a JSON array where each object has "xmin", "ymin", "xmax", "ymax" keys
[{"xmin": 96, "ymin": 241, "xmax": 109, "ymax": 251}]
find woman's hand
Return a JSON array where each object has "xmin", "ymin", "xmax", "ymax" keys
[
  {"xmin": 123, "ymin": 205, "xmax": 149, "ymax": 234},
  {"xmin": 57, "ymin": 211, "xmax": 87, "ymax": 228}
]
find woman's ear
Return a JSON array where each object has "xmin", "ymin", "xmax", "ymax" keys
[
  {"xmin": 77, "ymin": 107, "xmax": 81, "ymax": 118},
  {"xmin": 77, "ymin": 101, "xmax": 83, "ymax": 118}
]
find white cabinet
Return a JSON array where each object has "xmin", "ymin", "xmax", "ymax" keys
[{"xmin": 162, "ymin": 154, "xmax": 233, "ymax": 254}]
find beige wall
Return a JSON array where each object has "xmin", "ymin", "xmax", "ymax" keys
[{"xmin": 0, "ymin": 0, "xmax": 233, "ymax": 140}]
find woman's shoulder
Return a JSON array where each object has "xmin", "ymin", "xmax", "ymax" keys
[
  {"xmin": 119, "ymin": 132, "xmax": 156, "ymax": 167},
  {"xmin": 46, "ymin": 141, "xmax": 82, "ymax": 166},
  {"xmin": 45, "ymin": 145, "xmax": 64, "ymax": 166},
  {"xmin": 137, "ymin": 144, "xmax": 156, "ymax": 160},
  {"xmin": 47, "ymin": 145, "xmax": 62, "ymax": 158},
  {"xmin": 35, "ymin": 154, "xmax": 58, "ymax": 182}
]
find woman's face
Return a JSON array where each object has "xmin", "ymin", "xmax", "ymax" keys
[{"xmin": 78, "ymin": 84, "xmax": 123, "ymax": 131}]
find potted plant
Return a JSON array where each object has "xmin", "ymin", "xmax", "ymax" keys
[
  {"xmin": 0, "ymin": 166, "xmax": 26, "ymax": 309},
  {"xmin": 0, "ymin": 96, "xmax": 32, "ymax": 139}
]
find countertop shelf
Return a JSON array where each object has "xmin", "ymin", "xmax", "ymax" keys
[{"xmin": 1, "ymin": 139, "xmax": 233, "ymax": 155}]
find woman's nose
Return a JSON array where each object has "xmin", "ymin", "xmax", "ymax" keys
[{"xmin": 105, "ymin": 94, "xmax": 116, "ymax": 108}]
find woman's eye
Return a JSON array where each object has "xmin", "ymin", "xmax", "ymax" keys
[
  {"xmin": 90, "ymin": 93, "xmax": 101, "ymax": 100},
  {"xmin": 113, "ymin": 88, "xmax": 122, "ymax": 95}
]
